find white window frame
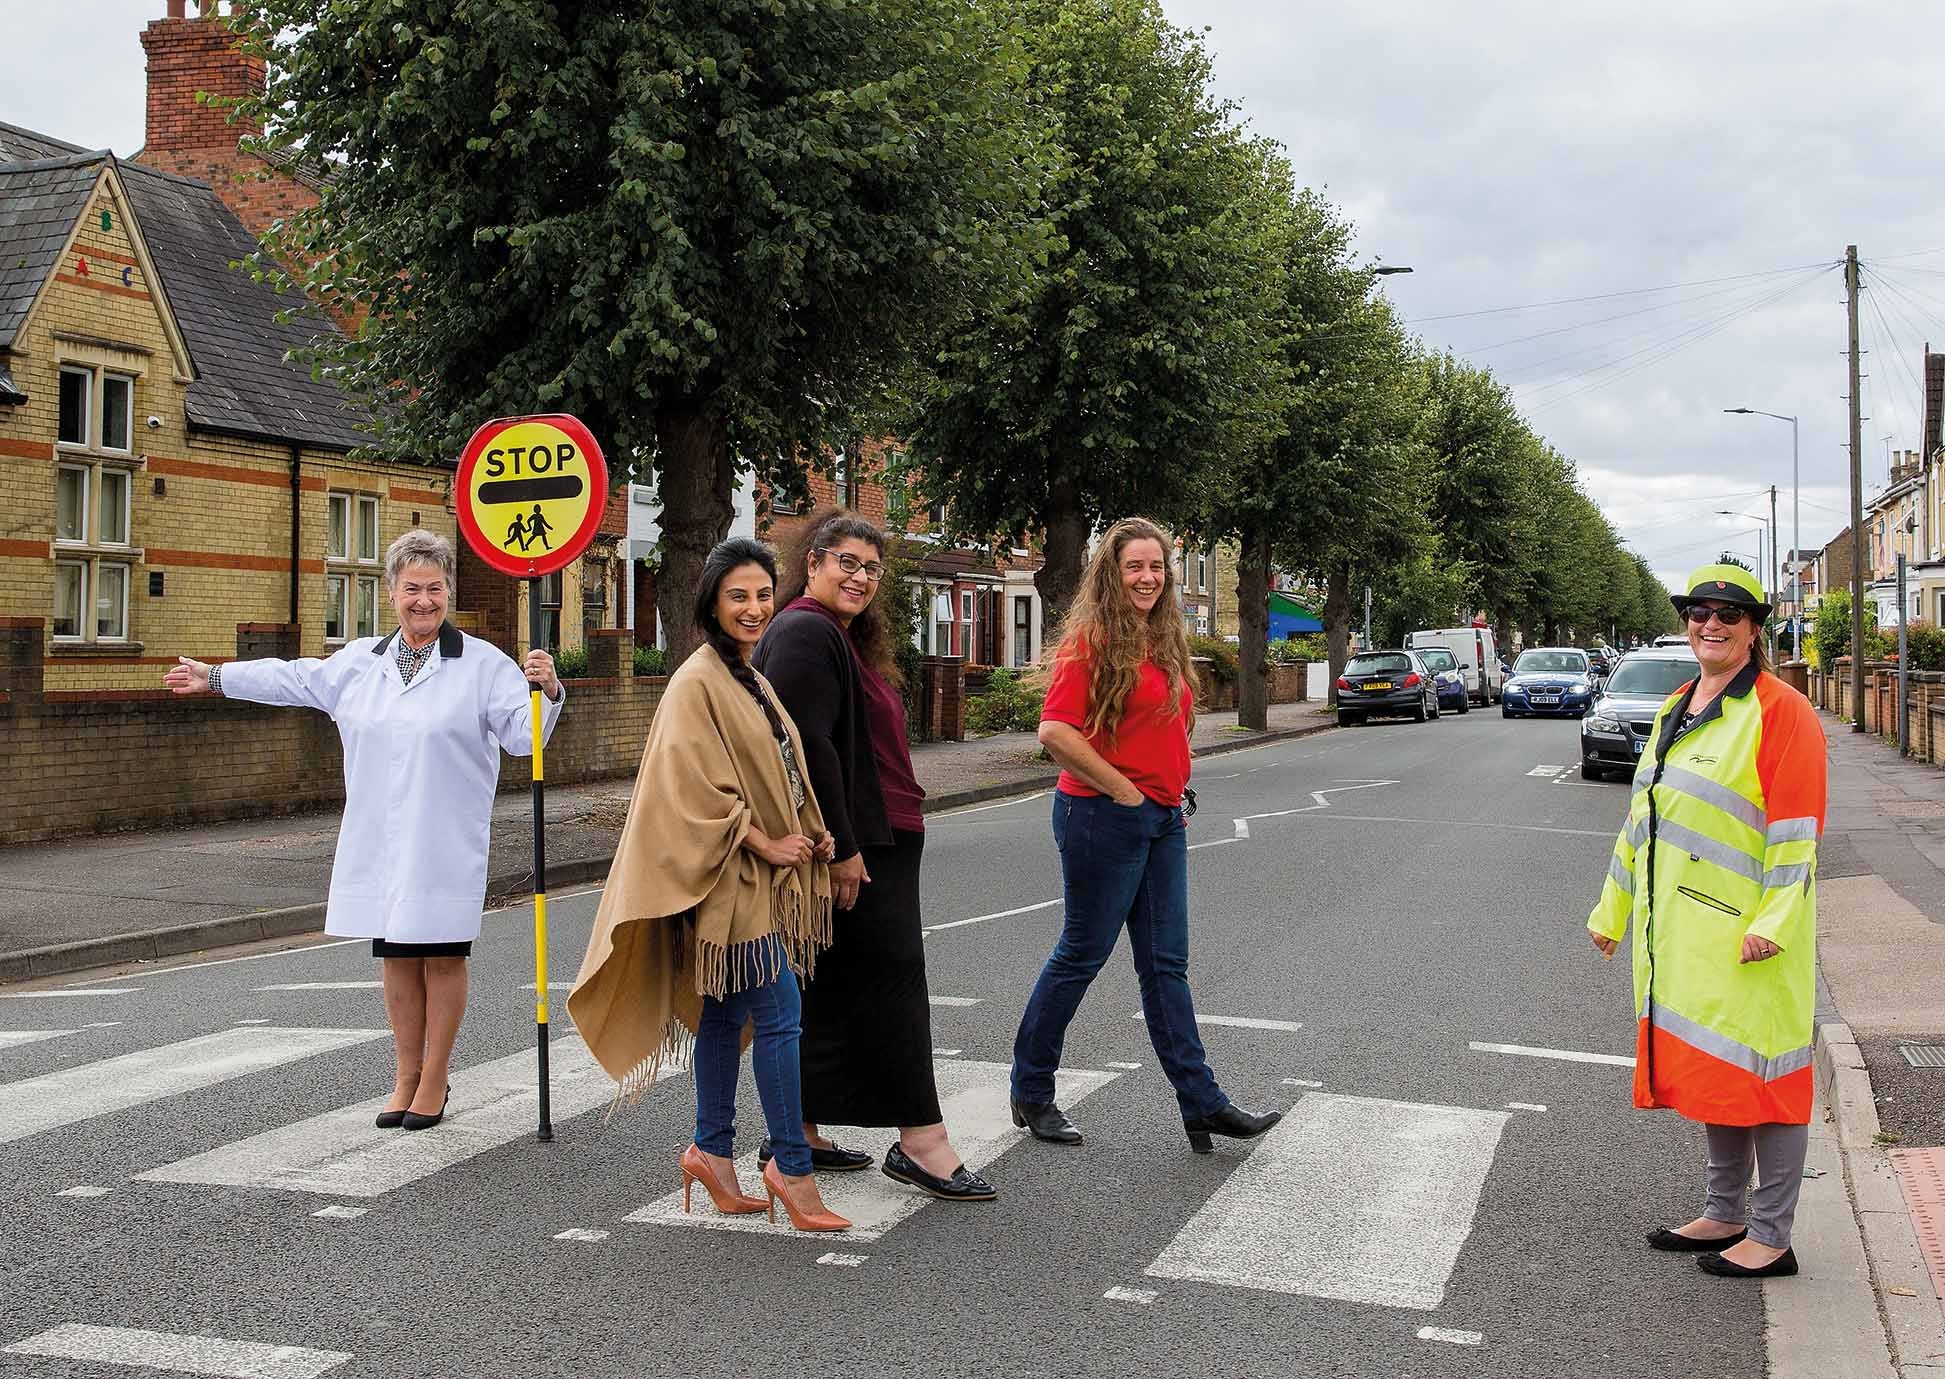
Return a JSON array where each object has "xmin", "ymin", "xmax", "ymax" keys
[
  {"xmin": 325, "ymin": 493, "xmax": 350, "ymax": 561},
  {"xmin": 1013, "ymin": 596, "xmax": 1032, "ymax": 667},
  {"xmin": 52, "ymin": 559, "xmax": 87, "ymax": 642},
  {"xmin": 98, "ymin": 467, "xmax": 131, "ymax": 547},
  {"xmin": 100, "ymin": 372, "xmax": 135, "ymax": 454},
  {"xmin": 356, "ymin": 495, "xmax": 380, "ymax": 564},
  {"xmin": 57, "ymin": 365, "xmax": 92, "ymax": 449},
  {"xmin": 55, "ymin": 462, "xmax": 90, "ymax": 546},
  {"xmin": 94, "ymin": 562, "xmax": 130, "ymax": 642},
  {"xmin": 356, "ymin": 575, "xmax": 380, "ymax": 639},
  {"xmin": 324, "ymin": 572, "xmax": 350, "ymax": 644}
]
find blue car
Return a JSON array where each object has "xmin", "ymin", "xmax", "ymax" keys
[
  {"xmin": 1502, "ymin": 647, "xmax": 1597, "ymax": 718},
  {"xmin": 1414, "ymin": 646, "xmax": 1471, "ymax": 714}
]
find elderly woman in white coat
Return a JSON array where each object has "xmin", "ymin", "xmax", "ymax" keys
[{"xmin": 164, "ymin": 530, "xmax": 563, "ymax": 1130}]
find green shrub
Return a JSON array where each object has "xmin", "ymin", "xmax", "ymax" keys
[
  {"xmin": 632, "ymin": 645, "xmax": 667, "ymax": 676},
  {"xmin": 553, "ymin": 646, "xmax": 590, "ymax": 679},
  {"xmin": 1267, "ymin": 635, "xmax": 1321, "ymax": 666},
  {"xmin": 1189, "ymin": 635, "xmax": 1239, "ymax": 683},
  {"xmin": 1904, "ymin": 621, "xmax": 1945, "ymax": 671},
  {"xmin": 965, "ymin": 667, "xmax": 1045, "ymax": 735}
]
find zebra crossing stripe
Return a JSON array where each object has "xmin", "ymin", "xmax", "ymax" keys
[
  {"xmin": 1144, "ymin": 1093, "xmax": 1509, "ymax": 1311},
  {"xmin": 624, "ymin": 1060, "xmax": 1118, "ymax": 1241},
  {"xmin": 0, "ymin": 1028, "xmax": 386, "ymax": 1147},
  {"xmin": 139, "ymin": 1036, "xmax": 671, "ymax": 1198},
  {"xmin": 1, "ymin": 1324, "xmax": 351, "ymax": 1377},
  {"xmin": 0, "ymin": 1030, "xmax": 75, "ymax": 1049}
]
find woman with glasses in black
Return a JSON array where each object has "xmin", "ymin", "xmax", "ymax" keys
[{"xmin": 753, "ymin": 509, "xmax": 995, "ymax": 1203}]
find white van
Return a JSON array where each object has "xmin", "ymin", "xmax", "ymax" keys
[{"xmin": 1407, "ymin": 626, "xmax": 1503, "ymax": 705}]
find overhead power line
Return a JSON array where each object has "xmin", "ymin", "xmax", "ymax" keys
[{"xmin": 1405, "ymin": 260, "xmax": 1839, "ymax": 324}]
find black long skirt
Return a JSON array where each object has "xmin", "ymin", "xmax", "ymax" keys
[{"xmin": 799, "ymin": 829, "xmax": 942, "ymax": 1127}]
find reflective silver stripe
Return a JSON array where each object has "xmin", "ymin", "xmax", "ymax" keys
[
  {"xmin": 1650, "ymin": 818, "xmax": 1764, "ymax": 884},
  {"xmin": 1627, "ymin": 815, "xmax": 1650, "ymax": 849},
  {"xmin": 1763, "ymin": 862, "xmax": 1813, "ymax": 890},
  {"xmin": 1765, "ymin": 816, "xmax": 1820, "ymax": 845},
  {"xmin": 1654, "ymin": 766, "xmax": 1767, "ymax": 836},
  {"xmin": 1607, "ymin": 854, "xmax": 1635, "ymax": 894},
  {"xmin": 1649, "ymin": 1004, "xmax": 1813, "ymax": 1082}
]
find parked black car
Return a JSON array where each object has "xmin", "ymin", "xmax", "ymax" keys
[
  {"xmin": 1336, "ymin": 649, "xmax": 1441, "ymax": 726},
  {"xmin": 1578, "ymin": 646, "xmax": 1702, "ymax": 780}
]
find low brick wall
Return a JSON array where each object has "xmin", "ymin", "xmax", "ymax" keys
[
  {"xmin": 1192, "ymin": 657, "xmax": 1310, "ymax": 713},
  {"xmin": 0, "ymin": 618, "xmax": 660, "ymax": 846}
]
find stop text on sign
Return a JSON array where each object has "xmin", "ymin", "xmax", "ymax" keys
[{"xmin": 454, "ymin": 414, "xmax": 608, "ymax": 579}]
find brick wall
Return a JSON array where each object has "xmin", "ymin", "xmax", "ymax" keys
[{"xmin": 0, "ymin": 617, "xmax": 661, "ymax": 845}]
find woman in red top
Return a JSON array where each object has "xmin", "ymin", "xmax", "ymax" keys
[{"xmin": 1010, "ymin": 518, "xmax": 1282, "ymax": 1152}]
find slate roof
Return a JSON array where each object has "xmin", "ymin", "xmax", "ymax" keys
[{"xmin": 0, "ymin": 119, "xmax": 384, "ymax": 456}]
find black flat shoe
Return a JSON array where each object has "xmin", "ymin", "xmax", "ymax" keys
[
  {"xmin": 881, "ymin": 1143, "xmax": 997, "ymax": 1201},
  {"xmin": 400, "ymin": 1085, "xmax": 450, "ymax": 1132},
  {"xmin": 1011, "ymin": 1099, "xmax": 1083, "ymax": 1145},
  {"xmin": 374, "ymin": 1108, "xmax": 408, "ymax": 1130},
  {"xmin": 1698, "ymin": 1246, "xmax": 1798, "ymax": 1278},
  {"xmin": 757, "ymin": 1138, "xmax": 874, "ymax": 1172},
  {"xmin": 1648, "ymin": 1225, "xmax": 1747, "ymax": 1252},
  {"xmin": 1182, "ymin": 1103, "xmax": 1282, "ymax": 1154}
]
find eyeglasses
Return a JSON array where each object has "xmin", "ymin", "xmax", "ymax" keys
[
  {"xmin": 1682, "ymin": 604, "xmax": 1749, "ymax": 627},
  {"xmin": 817, "ymin": 548, "xmax": 885, "ymax": 582}
]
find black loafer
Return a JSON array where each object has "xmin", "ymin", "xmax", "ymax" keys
[
  {"xmin": 757, "ymin": 1137, "xmax": 874, "ymax": 1172},
  {"xmin": 881, "ymin": 1143, "xmax": 997, "ymax": 1201},
  {"xmin": 1647, "ymin": 1226, "xmax": 1747, "ymax": 1252},
  {"xmin": 1011, "ymin": 1099, "xmax": 1083, "ymax": 1145},
  {"xmin": 1698, "ymin": 1246, "xmax": 1798, "ymax": 1278},
  {"xmin": 1182, "ymin": 1103, "xmax": 1281, "ymax": 1154}
]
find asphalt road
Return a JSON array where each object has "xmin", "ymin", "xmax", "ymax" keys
[{"xmin": 0, "ymin": 709, "xmax": 1769, "ymax": 1379}]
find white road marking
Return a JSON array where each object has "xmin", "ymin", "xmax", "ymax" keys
[
  {"xmin": 554, "ymin": 1228, "xmax": 610, "ymax": 1242},
  {"xmin": 1186, "ymin": 838, "xmax": 1239, "ymax": 852},
  {"xmin": 521, "ymin": 983, "xmax": 573, "ymax": 991},
  {"xmin": 1106, "ymin": 1061, "xmax": 1143, "ymax": 1071},
  {"xmin": 1506, "ymin": 1102, "xmax": 1549, "ymax": 1112},
  {"xmin": 235, "ymin": 1019, "xmax": 271, "ymax": 1025},
  {"xmin": 818, "ymin": 1252, "xmax": 869, "ymax": 1267},
  {"xmin": 1527, "ymin": 764, "xmax": 1567, "ymax": 778},
  {"xmin": 1141, "ymin": 1013, "xmax": 1302, "ymax": 1033},
  {"xmin": 0, "ymin": 1029, "xmax": 74, "ymax": 1049},
  {"xmin": 1104, "ymin": 1286, "xmax": 1159, "ymax": 1305},
  {"xmin": 925, "ymin": 899, "xmax": 1060, "ymax": 933},
  {"xmin": 625, "ymin": 1060, "xmax": 1118, "ymax": 1242},
  {"xmin": 84, "ymin": 1021, "xmax": 123, "ymax": 1028},
  {"xmin": 140, "ymin": 1036, "xmax": 651, "ymax": 1198},
  {"xmin": 57, "ymin": 1185, "xmax": 112, "ymax": 1198},
  {"xmin": 1469, "ymin": 1040, "xmax": 1635, "ymax": 1067},
  {"xmin": 1239, "ymin": 780, "xmax": 1397, "ymax": 823},
  {"xmin": 929, "ymin": 996, "xmax": 983, "ymax": 1008},
  {"xmin": 2, "ymin": 1324, "xmax": 352, "ymax": 1378},
  {"xmin": 0, "ymin": 987, "xmax": 139, "ymax": 998},
  {"xmin": 933, "ymin": 1048, "xmax": 963, "ymax": 1057},
  {"xmin": 131, "ymin": 938, "xmax": 365, "ymax": 979},
  {"xmin": 311, "ymin": 1205, "xmax": 368, "ymax": 1220},
  {"xmin": 1144, "ymin": 1093, "xmax": 1509, "ymax": 1310},
  {"xmin": 254, "ymin": 982, "xmax": 383, "ymax": 991},
  {"xmin": 1233, "ymin": 818, "xmax": 1250, "ymax": 839},
  {"xmin": 1418, "ymin": 1327, "xmax": 1484, "ymax": 1346},
  {"xmin": 0, "ymin": 1027, "xmax": 386, "ymax": 1146},
  {"xmin": 933, "ymin": 790, "xmax": 1052, "ymax": 818},
  {"xmin": 1282, "ymin": 1079, "xmax": 1324, "ymax": 1088}
]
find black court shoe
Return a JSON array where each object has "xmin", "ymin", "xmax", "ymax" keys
[
  {"xmin": 1698, "ymin": 1246, "xmax": 1798, "ymax": 1278},
  {"xmin": 374, "ymin": 1107, "xmax": 408, "ymax": 1130},
  {"xmin": 1182, "ymin": 1103, "xmax": 1281, "ymax": 1154},
  {"xmin": 881, "ymin": 1143, "xmax": 997, "ymax": 1201},
  {"xmin": 1647, "ymin": 1225, "xmax": 1748, "ymax": 1253},
  {"xmin": 1011, "ymin": 1099, "xmax": 1083, "ymax": 1145},
  {"xmin": 757, "ymin": 1138, "xmax": 874, "ymax": 1172},
  {"xmin": 400, "ymin": 1085, "xmax": 450, "ymax": 1132}
]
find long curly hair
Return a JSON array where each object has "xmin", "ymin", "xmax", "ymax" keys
[
  {"xmin": 775, "ymin": 507, "xmax": 901, "ymax": 686},
  {"xmin": 1050, "ymin": 517, "xmax": 1197, "ymax": 741}
]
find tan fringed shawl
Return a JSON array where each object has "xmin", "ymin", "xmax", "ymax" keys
[{"xmin": 567, "ymin": 647, "xmax": 833, "ymax": 1102}]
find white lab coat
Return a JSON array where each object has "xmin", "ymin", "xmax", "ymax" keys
[{"xmin": 219, "ymin": 625, "xmax": 564, "ymax": 944}]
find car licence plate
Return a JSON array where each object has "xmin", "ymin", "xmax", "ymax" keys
[
  {"xmin": 1532, "ymin": 694, "xmax": 1560, "ymax": 704},
  {"xmin": 1363, "ymin": 681, "xmax": 1394, "ymax": 690},
  {"xmin": 1634, "ymin": 740, "xmax": 1644, "ymax": 755}
]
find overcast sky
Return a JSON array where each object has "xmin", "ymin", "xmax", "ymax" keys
[{"xmin": 10, "ymin": 2, "xmax": 1945, "ymax": 596}]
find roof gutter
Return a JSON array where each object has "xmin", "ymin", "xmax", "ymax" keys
[{"xmin": 288, "ymin": 443, "xmax": 302, "ymax": 626}]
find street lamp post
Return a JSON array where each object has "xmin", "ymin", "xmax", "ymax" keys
[
  {"xmin": 1718, "ymin": 507, "xmax": 1779, "ymax": 660},
  {"xmin": 1724, "ymin": 408, "xmax": 1799, "ymax": 653}
]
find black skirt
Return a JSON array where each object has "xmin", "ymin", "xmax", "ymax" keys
[
  {"xmin": 371, "ymin": 938, "xmax": 474, "ymax": 959},
  {"xmin": 799, "ymin": 829, "xmax": 942, "ymax": 1127}
]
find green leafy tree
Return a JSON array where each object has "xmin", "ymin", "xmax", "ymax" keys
[
  {"xmin": 233, "ymin": 0, "xmax": 1054, "ymax": 661},
  {"xmin": 902, "ymin": 0, "xmax": 1285, "ymax": 629}
]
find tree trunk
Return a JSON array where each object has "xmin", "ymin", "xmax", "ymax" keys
[
  {"xmin": 1323, "ymin": 564, "xmax": 1352, "ymax": 708},
  {"xmin": 1236, "ymin": 530, "xmax": 1271, "ymax": 730},
  {"xmin": 1035, "ymin": 478, "xmax": 1089, "ymax": 643},
  {"xmin": 654, "ymin": 405, "xmax": 737, "ymax": 669},
  {"xmin": 1492, "ymin": 607, "xmax": 1514, "ymax": 661}
]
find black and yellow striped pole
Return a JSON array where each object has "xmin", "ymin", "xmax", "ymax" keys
[{"xmin": 529, "ymin": 578, "xmax": 553, "ymax": 1142}]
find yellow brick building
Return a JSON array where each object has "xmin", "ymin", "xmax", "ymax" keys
[{"xmin": 0, "ymin": 122, "xmax": 458, "ymax": 690}]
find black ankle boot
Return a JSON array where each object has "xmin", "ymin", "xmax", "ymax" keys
[
  {"xmin": 1182, "ymin": 1103, "xmax": 1281, "ymax": 1154},
  {"xmin": 1010, "ymin": 1099, "xmax": 1083, "ymax": 1145}
]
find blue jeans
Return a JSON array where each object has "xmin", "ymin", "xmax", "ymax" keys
[
  {"xmin": 1011, "ymin": 792, "xmax": 1226, "ymax": 1119},
  {"xmin": 693, "ymin": 940, "xmax": 812, "ymax": 1176}
]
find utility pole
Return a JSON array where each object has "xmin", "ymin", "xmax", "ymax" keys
[
  {"xmin": 1770, "ymin": 484, "xmax": 1780, "ymax": 660},
  {"xmin": 1847, "ymin": 246, "xmax": 1866, "ymax": 733}
]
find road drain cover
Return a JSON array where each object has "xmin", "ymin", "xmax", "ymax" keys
[{"xmin": 1899, "ymin": 1045, "xmax": 1945, "ymax": 1068}]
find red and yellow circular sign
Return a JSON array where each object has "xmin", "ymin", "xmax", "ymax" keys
[{"xmin": 454, "ymin": 414, "xmax": 608, "ymax": 578}]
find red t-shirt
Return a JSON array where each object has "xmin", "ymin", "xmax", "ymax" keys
[{"xmin": 1040, "ymin": 644, "xmax": 1192, "ymax": 805}]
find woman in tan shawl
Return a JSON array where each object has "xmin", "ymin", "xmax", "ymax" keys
[{"xmin": 568, "ymin": 538, "xmax": 845, "ymax": 1232}]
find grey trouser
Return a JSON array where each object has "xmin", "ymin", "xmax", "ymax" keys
[{"xmin": 1704, "ymin": 1121, "xmax": 1810, "ymax": 1248}]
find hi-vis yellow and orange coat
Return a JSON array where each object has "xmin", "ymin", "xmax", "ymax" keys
[{"xmin": 1587, "ymin": 660, "xmax": 1826, "ymax": 1126}]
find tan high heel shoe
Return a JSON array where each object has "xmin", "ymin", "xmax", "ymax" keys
[
  {"xmin": 762, "ymin": 1158, "xmax": 852, "ymax": 1233},
  {"xmin": 681, "ymin": 1145, "xmax": 766, "ymax": 1215}
]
